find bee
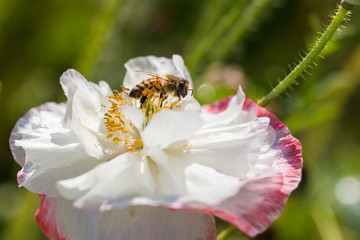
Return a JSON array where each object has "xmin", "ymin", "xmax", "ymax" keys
[{"xmin": 129, "ymin": 71, "xmax": 191, "ymax": 106}]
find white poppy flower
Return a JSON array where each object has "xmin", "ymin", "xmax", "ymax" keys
[{"xmin": 10, "ymin": 55, "xmax": 302, "ymax": 240}]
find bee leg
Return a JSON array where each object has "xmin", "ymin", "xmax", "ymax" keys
[
  {"xmin": 159, "ymin": 92, "xmax": 167, "ymax": 107},
  {"xmin": 176, "ymin": 91, "xmax": 182, "ymax": 102},
  {"xmin": 140, "ymin": 96, "xmax": 147, "ymax": 108},
  {"xmin": 159, "ymin": 91, "xmax": 164, "ymax": 107}
]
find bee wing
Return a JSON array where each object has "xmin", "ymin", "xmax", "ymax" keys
[{"xmin": 135, "ymin": 70, "xmax": 170, "ymax": 81}]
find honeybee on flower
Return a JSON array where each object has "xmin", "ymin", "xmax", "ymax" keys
[{"xmin": 129, "ymin": 70, "xmax": 190, "ymax": 107}]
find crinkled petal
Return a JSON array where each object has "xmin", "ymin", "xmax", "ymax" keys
[
  {"xmin": 18, "ymin": 159, "xmax": 98, "ymax": 197},
  {"xmin": 14, "ymin": 128, "xmax": 85, "ymax": 168},
  {"xmin": 36, "ymin": 195, "xmax": 216, "ymax": 240},
  {"xmin": 10, "ymin": 102, "xmax": 66, "ymax": 166},
  {"xmin": 60, "ymin": 69, "xmax": 114, "ymax": 159},
  {"xmin": 187, "ymin": 116, "xmax": 274, "ymax": 178},
  {"xmin": 10, "ymin": 102, "xmax": 100, "ymax": 196},
  {"xmin": 57, "ymin": 152, "xmax": 156, "ymax": 211},
  {"xmin": 200, "ymin": 86, "xmax": 254, "ymax": 129},
  {"xmin": 60, "ymin": 69, "xmax": 111, "ymax": 133},
  {"xmin": 147, "ymin": 155, "xmax": 241, "ymax": 206},
  {"xmin": 141, "ymin": 109, "xmax": 203, "ymax": 149},
  {"xmin": 174, "ymin": 162, "xmax": 241, "ymax": 206},
  {"xmin": 189, "ymin": 96, "xmax": 303, "ymax": 237},
  {"xmin": 123, "ymin": 55, "xmax": 193, "ymax": 89},
  {"xmin": 57, "ymin": 149, "xmax": 243, "ymax": 211}
]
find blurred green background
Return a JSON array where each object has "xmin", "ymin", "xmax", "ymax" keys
[{"xmin": 1, "ymin": 0, "xmax": 360, "ymax": 239}]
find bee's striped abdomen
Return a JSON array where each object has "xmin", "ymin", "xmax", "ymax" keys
[{"xmin": 129, "ymin": 78, "xmax": 163, "ymax": 99}]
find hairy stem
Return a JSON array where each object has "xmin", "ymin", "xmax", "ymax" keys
[{"xmin": 258, "ymin": 5, "xmax": 350, "ymax": 107}]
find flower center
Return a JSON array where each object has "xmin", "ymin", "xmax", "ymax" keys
[{"xmin": 103, "ymin": 87, "xmax": 182, "ymax": 151}]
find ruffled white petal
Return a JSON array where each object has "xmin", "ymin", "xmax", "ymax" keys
[
  {"xmin": 57, "ymin": 152, "xmax": 156, "ymax": 211},
  {"xmin": 37, "ymin": 195, "xmax": 216, "ymax": 240},
  {"xmin": 172, "ymin": 54, "xmax": 193, "ymax": 84},
  {"xmin": 60, "ymin": 69, "xmax": 117, "ymax": 159},
  {"xmin": 18, "ymin": 159, "xmax": 99, "ymax": 197},
  {"xmin": 171, "ymin": 161, "xmax": 241, "ymax": 207},
  {"xmin": 10, "ymin": 102, "xmax": 66, "ymax": 167},
  {"xmin": 10, "ymin": 102, "xmax": 101, "ymax": 197},
  {"xmin": 201, "ymin": 86, "xmax": 256, "ymax": 129},
  {"xmin": 188, "ymin": 117, "xmax": 274, "ymax": 178},
  {"xmin": 141, "ymin": 109, "xmax": 203, "ymax": 149}
]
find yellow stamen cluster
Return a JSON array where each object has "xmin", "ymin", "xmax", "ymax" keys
[
  {"xmin": 147, "ymin": 96, "xmax": 182, "ymax": 112},
  {"xmin": 103, "ymin": 88, "xmax": 142, "ymax": 151}
]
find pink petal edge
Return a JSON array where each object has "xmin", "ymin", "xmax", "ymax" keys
[
  {"xmin": 36, "ymin": 195, "xmax": 217, "ymax": 240},
  {"xmin": 36, "ymin": 195, "xmax": 67, "ymax": 240},
  {"xmin": 199, "ymin": 97, "xmax": 303, "ymax": 237}
]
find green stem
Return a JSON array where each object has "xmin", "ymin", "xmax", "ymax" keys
[
  {"xmin": 76, "ymin": 0, "xmax": 123, "ymax": 77},
  {"xmin": 217, "ymin": 225, "xmax": 238, "ymax": 240},
  {"xmin": 258, "ymin": 5, "xmax": 350, "ymax": 107}
]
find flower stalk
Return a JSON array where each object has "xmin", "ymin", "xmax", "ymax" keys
[
  {"xmin": 257, "ymin": 5, "xmax": 350, "ymax": 107},
  {"xmin": 217, "ymin": 225, "xmax": 238, "ymax": 240}
]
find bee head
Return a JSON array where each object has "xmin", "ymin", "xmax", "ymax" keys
[{"xmin": 178, "ymin": 80, "xmax": 190, "ymax": 98}]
